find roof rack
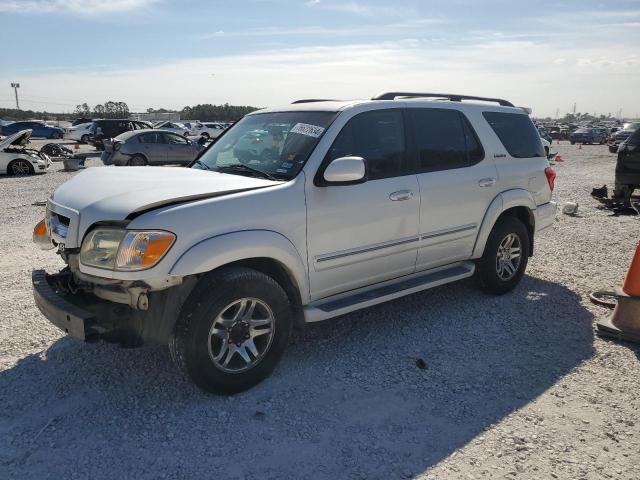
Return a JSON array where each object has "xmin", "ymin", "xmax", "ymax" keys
[
  {"xmin": 371, "ymin": 92, "xmax": 514, "ymax": 107},
  {"xmin": 291, "ymin": 99, "xmax": 340, "ymax": 104}
]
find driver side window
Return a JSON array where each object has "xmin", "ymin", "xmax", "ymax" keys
[{"xmin": 324, "ymin": 110, "xmax": 407, "ymax": 180}]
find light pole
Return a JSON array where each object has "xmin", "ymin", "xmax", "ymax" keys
[{"xmin": 10, "ymin": 83, "xmax": 20, "ymax": 109}]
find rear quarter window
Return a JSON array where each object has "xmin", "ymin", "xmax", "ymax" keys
[{"xmin": 483, "ymin": 111, "xmax": 544, "ymax": 158}]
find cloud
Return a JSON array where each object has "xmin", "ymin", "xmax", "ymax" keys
[
  {"xmin": 2, "ymin": 39, "xmax": 638, "ymax": 117},
  {"xmin": 0, "ymin": 0, "xmax": 157, "ymax": 14},
  {"xmin": 304, "ymin": 0, "xmax": 401, "ymax": 17}
]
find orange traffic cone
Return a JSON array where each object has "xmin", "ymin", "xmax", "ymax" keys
[
  {"xmin": 578, "ymin": 143, "xmax": 582, "ymax": 150},
  {"xmin": 597, "ymin": 242, "xmax": 640, "ymax": 343},
  {"xmin": 74, "ymin": 144, "xmax": 80, "ymax": 150},
  {"xmin": 555, "ymin": 154, "xmax": 564, "ymax": 162}
]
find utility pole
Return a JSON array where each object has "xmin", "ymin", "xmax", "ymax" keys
[
  {"xmin": 572, "ymin": 102, "xmax": 576, "ymax": 115},
  {"xmin": 10, "ymin": 82, "xmax": 20, "ymax": 109}
]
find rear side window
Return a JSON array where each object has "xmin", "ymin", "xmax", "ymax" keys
[
  {"xmin": 325, "ymin": 109, "xmax": 407, "ymax": 180},
  {"xmin": 408, "ymin": 108, "xmax": 485, "ymax": 173},
  {"xmin": 138, "ymin": 132, "xmax": 164, "ymax": 144},
  {"xmin": 483, "ymin": 112, "xmax": 544, "ymax": 158}
]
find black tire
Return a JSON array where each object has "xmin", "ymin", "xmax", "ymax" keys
[
  {"xmin": 50, "ymin": 131, "xmax": 61, "ymax": 139},
  {"xmin": 201, "ymin": 132, "xmax": 210, "ymax": 140},
  {"xmin": 127, "ymin": 154, "xmax": 147, "ymax": 166},
  {"xmin": 8, "ymin": 159, "xmax": 34, "ymax": 176},
  {"xmin": 80, "ymin": 134, "xmax": 89, "ymax": 144},
  {"xmin": 544, "ymin": 146, "xmax": 549, "ymax": 157},
  {"xmin": 169, "ymin": 267, "xmax": 292, "ymax": 394},
  {"xmin": 476, "ymin": 216, "xmax": 530, "ymax": 295}
]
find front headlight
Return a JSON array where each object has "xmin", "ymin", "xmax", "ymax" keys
[{"xmin": 80, "ymin": 228, "xmax": 175, "ymax": 271}]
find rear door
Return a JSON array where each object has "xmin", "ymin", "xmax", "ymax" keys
[
  {"xmin": 138, "ymin": 132, "xmax": 167, "ymax": 164},
  {"xmin": 407, "ymin": 106, "xmax": 498, "ymax": 271}
]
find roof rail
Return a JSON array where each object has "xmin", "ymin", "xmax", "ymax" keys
[
  {"xmin": 371, "ymin": 92, "xmax": 515, "ymax": 107},
  {"xmin": 291, "ymin": 99, "xmax": 340, "ymax": 104}
]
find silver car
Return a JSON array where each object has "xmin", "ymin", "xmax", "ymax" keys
[{"xmin": 101, "ymin": 130, "xmax": 203, "ymax": 166}]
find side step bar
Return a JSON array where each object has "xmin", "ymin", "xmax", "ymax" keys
[{"xmin": 304, "ymin": 261, "xmax": 475, "ymax": 323}]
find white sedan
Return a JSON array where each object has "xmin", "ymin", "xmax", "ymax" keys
[
  {"xmin": 190, "ymin": 122, "xmax": 226, "ymax": 140},
  {"xmin": 0, "ymin": 130, "xmax": 49, "ymax": 175},
  {"xmin": 153, "ymin": 121, "xmax": 190, "ymax": 137},
  {"xmin": 64, "ymin": 122, "xmax": 94, "ymax": 143}
]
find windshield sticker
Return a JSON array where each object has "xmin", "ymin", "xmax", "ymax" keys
[
  {"xmin": 281, "ymin": 162, "xmax": 293, "ymax": 168},
  {"xmin": 290, "ymin": 123, "xmax": 325, "ymax": 138},
  {"xmin": 276, "ymin": 168, "xmax": 288, "ymax": 174}
]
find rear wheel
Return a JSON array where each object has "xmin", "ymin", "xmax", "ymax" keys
[
  {"xmin": 201, "ymin": 132, "xmax": 210, "ymax": 140},
  {"xmin": 476, "ymin": 216, "xmax": 530, "ymax": 294},
  {"xmin": 169, "ymin": 267, "xmax": 292, "ymax": 394},
  {"xmin": 127, "ymin": 155, "xmax": 147, "ymax": 166},
  {"xmin": 80, "ymin": 134, "xmax": 89, "ymax": 144},
  {"xmin": 8, "ymin": 159, "xmax": 33, "ymax": 176}
]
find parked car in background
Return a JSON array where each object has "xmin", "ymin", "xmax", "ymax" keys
[
  {"xmin": 190, "ymin": 122, "xmax": 225, "ymax": 140},
  {"xmin": 64, "ymin": 122, "xmax": 94, "ymax": 143},
  {"xmin": 537, "ymin": 127, "xmax": 552, "ymax": 144},
  {"xmin": 569, "ymin": 127, "xmax": 607, "ymax": 145},
  {"xmin": 1, "ymin": 121, "xmax": 65, "ymax": 139},
  {"xmin": 153, "ymin": 121, "xmax": 190, "ymax": 137},
  {"xmin": 32, "ymin": 92, "xmax": 556, "ymax": 394},
  {"xmin": 0, "ymin": 130, "xmax": 49, "ymax": 175},
  {"xmin": 72, "ymin": 117, "xmax": 93, "ymax": 126},
  {"xmin": 101, "ymin": 129, "xmax": 203, "ymax": 166},
  {"xmin": 609, "ymin": 122, "xmax": 640, "ymax": 153},
  {"xmin": 614, "ymin": 127, "xmax": 640, "ymax": 200},
  {"xmin": 89, "ymin": 119, "xmax": 151, "ymax": 150}
]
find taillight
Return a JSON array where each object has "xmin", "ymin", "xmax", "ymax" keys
[{"xmin": 544, "ymin": 167, "xmax": 556, "ymax": 192}]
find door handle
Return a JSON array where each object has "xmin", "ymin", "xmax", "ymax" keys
[
  {"xmin": 478, "ymin": 178, "xmax": 496, "ymax": 188},
  {"xmin": 389, "ymin": 190, "xmax": 414, "ymax": 201}
]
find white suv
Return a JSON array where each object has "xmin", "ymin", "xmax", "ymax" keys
[{"xmin": 32, "ymin": 92, "xmax": 556, "ymax": 394}]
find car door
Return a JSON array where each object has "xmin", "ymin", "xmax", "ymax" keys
[
  {"xmin": 406, "ymin": 106, "xmax": 498, "ymax": 271},
  {"xmin": 138, "ymin": 132, "xmax": 167, "ymax": 164},
  {"xmin": 306, "ymin": 108, "xmax": 420, "ymax": 300},
  {"xmin": 617, "ymin": 128, "xmax": 640, "ymax": 188},
  {"xmin": 163, "ymin": 132, "xmax": 193, "ymax": 164}
]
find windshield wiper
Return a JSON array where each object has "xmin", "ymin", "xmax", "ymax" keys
[
  {"xmin": 192, "ymin": 159, "xmax": 211, "ymax": 170},
  {"xmin": 216, "ymin": 163, "xmax": 278, "ymax": 181}
]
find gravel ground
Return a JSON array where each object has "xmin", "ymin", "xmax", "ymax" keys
[{"xmin": 0, "ymin": 140, "xmax": 638, "ymax": 479}]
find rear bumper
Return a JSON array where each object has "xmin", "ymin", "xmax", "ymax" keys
[{"xmin": 535, "ymin": 201, "xmax": 556, "ymax": 232}]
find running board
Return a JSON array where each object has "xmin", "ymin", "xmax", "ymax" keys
[{"xmin": 304, "ymin": 261, "xmax": 475, "ymax": 323}]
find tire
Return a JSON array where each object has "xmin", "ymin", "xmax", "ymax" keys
[
  {"xmin": 570, "ymin": 141, "xmax": 575, "ymax": 145},
  {"xmin": 8, "ymin": 159, "xmax": 33, "ymax": 176},
  {"xmin": 127, "ymin": 155, "xmax": 147, "ymax": 166},
  {"xmin": 201, "ymin": 132, "xmax": 210, "ymax": 140},
  {"xmin": 476, "ymin": 216, "xmax": 530, "ymax": 295},
  {"xmin": 50, "ymin": 131, "xmax": 61, "ymax": 139},
  {"xmin": 80, "ymin": 134, "xmax": 89, "ymax": 144},
  {"xmin": 544, "ymin": 146, "xmax": 549, "ymax": 157},
  {"xmin": 169, "ymin": 267, "xmax": 292, "ymax": 394}
]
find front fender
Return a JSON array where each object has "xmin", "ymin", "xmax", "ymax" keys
[
  {"xmin": 472, "ymin": 189, "xmax": 536, "ymax": 258},
  {"xmin": 169, "ymin": 230, "xmax": 310, "ymax": 303}
]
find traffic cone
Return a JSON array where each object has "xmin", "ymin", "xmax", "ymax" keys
[
  {"xmin": 555, "ymin": 154, "xmax": 564, "ymax": 162},
  {"xmin": 557, "ymin": 139, "xmax": 560, "ymax": 145},
  {"xmin": 578, "ymin": 143, "xmax": 582, "ymax": 150},
  {"xmin": 597, "ymin": 243, "xmax": 640, "ymax": 344},
  {"xmin": 74, "ymin": 144, "xmax": 80, "ymax": 150}
]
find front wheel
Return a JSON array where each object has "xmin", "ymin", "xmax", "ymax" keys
[
  {"xmin": 169, "ymin": 267, "xmax": 292, "ymax": 394},
  {"xmin": 476, "ymin": 217, "xmax": 530, "ymax": 294},
  {"xmin": 80, "ymin": 134, "xmax": 89, "ymax": 144},
  {"xmin": 8, "ymin": 159, "xmax": 33, "ymax": 176}
]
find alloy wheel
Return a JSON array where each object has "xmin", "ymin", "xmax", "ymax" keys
[{"xmin": 495, "ymin": 233, "xmax": 522, "ymax": 281}]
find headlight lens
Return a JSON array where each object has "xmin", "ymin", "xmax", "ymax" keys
[
  {"xmin": 80, "ymin": 228, "xmax": 127, "ymax": 269},
  {"xmin": 80, "ymin": 228, "xmax": 175, "ymax": 271}
]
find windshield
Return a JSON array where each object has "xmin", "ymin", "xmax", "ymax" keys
[
  {"xmin": 623, "ymin": 122, "xmax": 640, "ymax": 131},
  {"xmin": 193, "ymin": 111, "xmax": 337, "ymax": 180}
]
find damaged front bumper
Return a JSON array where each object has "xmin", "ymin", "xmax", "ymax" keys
[{"xmin": 32, "ymin": 269, "xmax": 196, "ymax": 345}]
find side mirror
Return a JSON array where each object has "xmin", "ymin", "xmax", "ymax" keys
[{"xmin": 322, "ymin": 156, "xmax": 367, "ymax": 185}]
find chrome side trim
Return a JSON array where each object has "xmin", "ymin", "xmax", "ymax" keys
[
  {"xmin": 315, "ymin": 236, "xmax": 420, "ymax": 263},
  {"xmin": 420, "ymin": 223, "xmax": 477, "ymax": 241}
]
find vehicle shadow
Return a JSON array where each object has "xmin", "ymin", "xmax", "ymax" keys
[{"xmin": 0, "ymin": 275, "xmax": 594, "ymax": 480}]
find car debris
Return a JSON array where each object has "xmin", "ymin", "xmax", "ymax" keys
[{"xmin": 562, "ymin": 202, "xmax": 579, "ymax": 215}]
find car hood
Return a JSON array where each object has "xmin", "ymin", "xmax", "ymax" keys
[
  {"xmin": 0, "ymin": 129, "xmax": 31, "ymax": 148},
  {"xmin": 49, "ymin": 167, "xmax": 283, "ymax": 244}
]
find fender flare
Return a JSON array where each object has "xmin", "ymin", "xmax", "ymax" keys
[
  {"xmin": 169, "ymin": 230, "xmax": 310, "ymax": 303},
  {"xmin": 472, "ymin": 189, "xmax": 536, "ymax": 258}
]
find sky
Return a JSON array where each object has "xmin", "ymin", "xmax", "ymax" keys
[{"xmin": 0, "ymin": 0, "xmax": 638, "ymax": 118}]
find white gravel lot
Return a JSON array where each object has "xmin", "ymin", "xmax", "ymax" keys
[{"xmin": 0, "ymin": 140, "xmax": 638, "ymax": 479}]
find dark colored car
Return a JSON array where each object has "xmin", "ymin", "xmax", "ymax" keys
[
  {"xmin": 72, "ymin": 117, "xmax": 93, "ymax": 126},
  {"xmin": 1, "ymin": 121, "xmax": 65, "ymax": 139},
  {"xmin": 569, "ymin": 128, "xmax": 607, "ymax": 145},
  {"xmin": 614, "ymin": 128, "xmax": 640, "ymax": 200},
  {"xmin": 537, "ymin": 127, "xmax": 552, "ymax": 144},
  {"xmin": 101, "ymin": 129, "xmax": 203, "ymax": 166},
  {"xmin": 89, "ymin": 119, "xmax": 151, "ymax": 150},
  {"xmin": 609, "ymin": 122, "xmax": 640, "ymax": 153}
]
